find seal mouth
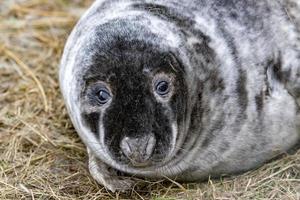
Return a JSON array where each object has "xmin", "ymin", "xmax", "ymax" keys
[
  {"xmin": 129, "ymin": 160, "xmax": 152, "ymax": 168},
  {"xmin": 78, "ymin": 106, "xmax": 190, "ymax": 178}
]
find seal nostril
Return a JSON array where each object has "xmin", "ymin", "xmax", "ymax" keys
[
  {"xmin": 120, "ymin": 135, "xmax": 156, "ymax": 165},
  {"xmin": 120, "ymin": 137, "xmax": 133, "ymax": 158}
]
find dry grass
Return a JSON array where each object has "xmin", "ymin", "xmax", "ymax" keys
[{"xmin": 0, "ymin": 0, "xmax": 299, "ymax": 199}]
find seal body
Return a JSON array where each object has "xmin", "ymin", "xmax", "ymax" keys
[{"xmin": 60, "ymin": 0, "xmax": 300, "ymax": 191}]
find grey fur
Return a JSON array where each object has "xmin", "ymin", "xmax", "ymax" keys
[{"xmin": 60, "ymin": 0, "xmax": 300, "ymax": 191}]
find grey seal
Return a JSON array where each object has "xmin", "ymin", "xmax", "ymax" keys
[{"xmin": 59, "ymin": 0, "xmax": 300, "ymax": 192}]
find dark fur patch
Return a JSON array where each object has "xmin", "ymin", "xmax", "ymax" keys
[
  {"xmin": 236, "ymin": 69, "xmax": 248, "ymax": 111},
  {"xmin": 266, "ymin": 58, "xmax": 285, "ymax": 94},
  {"xmin": 82, "ymin": 112, "xmax": 100, "ymax": 138},
  {"xmin": 209, "ymin": 70, "xmax": 225, "ymax": 93},
  {"xmin": 264, "ymin": 61, "xmax": 271, "ymax": 96},
  {"xmin": 273, "ymin": 58, "xmax": 284, "ymax": 82},
  {"xmin": 80, "ymin": 21, "xmax": 189, "ymax": 164},
  {"xmin": 188, "ymin": 83, "xmax": 204, "ymax": 134},
  {"xmin": 255, "ymin": 90, "xmax": 264, "ymax": 113},
  {"xmin": 193, "ymin": 40, "xmax": 216, "ymax": 65}
]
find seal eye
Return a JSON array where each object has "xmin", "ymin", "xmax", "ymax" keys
[
  {"xmin": 97, "ymin": 89, "xmax": 111, "ymax": 104},
  {"xmin": 155, "ymin": 81, "xmax": 170, "ymax": 96}
]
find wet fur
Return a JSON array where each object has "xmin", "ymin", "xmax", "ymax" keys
[{"xmin": 60, "ymin": 0, "xmax": 300, "ymax": 191}]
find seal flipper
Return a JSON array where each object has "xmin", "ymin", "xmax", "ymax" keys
[
  {"xmin": 87, "ymin": 148, "xmax": 136, "ymax": 192},
  {"xmin": 280, "ymin": 52, "xmax": 300, "ymax": 106}
]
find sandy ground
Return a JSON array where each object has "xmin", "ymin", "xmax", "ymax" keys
[{"xmin": 0, "ymin": 0, "xmax": 299, "ymax": 199}]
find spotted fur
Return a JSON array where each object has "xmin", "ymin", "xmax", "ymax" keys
[{"xmin": 60, "ymin": 0, "xmax": 300, "ymax": 191}]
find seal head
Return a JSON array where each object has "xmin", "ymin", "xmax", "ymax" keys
[{"xmin": 75, "ymin": 19, "xmax": 190, "ymax": 168}]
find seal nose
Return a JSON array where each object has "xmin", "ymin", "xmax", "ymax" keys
[{"xmin": 120, "ymin": 135, "xmax": 156, "ymax": 166}]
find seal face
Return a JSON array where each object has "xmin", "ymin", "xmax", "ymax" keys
[
  {"xmin": 60, "ymin": 0, "xmax": 300, "ymax": 191},
  {"xmin": 80, "ymin": 23, "xmax": 188, "ymax": 166}
]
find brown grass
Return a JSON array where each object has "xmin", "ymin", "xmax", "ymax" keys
[{"xmin": 0, "ymin": 0, "xmax": 299, "ymax": 199}]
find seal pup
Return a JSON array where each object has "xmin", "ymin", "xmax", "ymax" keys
[{"xmin": 60, "ymin": 0, "xmax": 300, "ymax": 192}]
